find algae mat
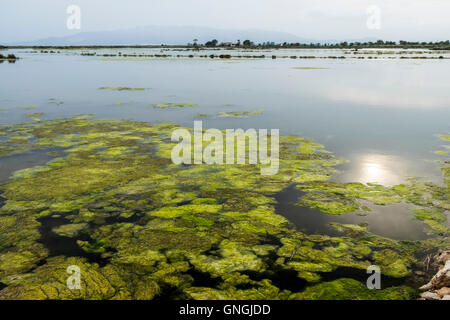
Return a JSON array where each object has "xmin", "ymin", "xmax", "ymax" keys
[{"xmin": 0, "ymin": 117, "xmax": 448, "ymax": 300}]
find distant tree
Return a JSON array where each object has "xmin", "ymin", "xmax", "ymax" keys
[
  {"xmin": 243, "ymin": 40, "xmax": 253, "ymax": 47},
  {"xmin": 205, "ymin": 39, "xmax": 218, "ymax": 47}
]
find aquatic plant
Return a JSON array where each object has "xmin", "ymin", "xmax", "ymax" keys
[
  {"xmin": 0, "ymin": 117, "xmax": 447, "ymax": 300},
  {"xmin": 151, "ymin": 103, "xmax": 197, "ymax": 109},
  {"xmin": 217, "ymin": 110, "xmax": 264, "ymax": 118},
  {"xmin": 289, "ymin": 278, "xmax": 416, "ymax": 300},
  {"xmin": 52, "ymin": 223, "xmax": 88, "ymax": 238},
  {"xmin": 25, "ymin": 113, "xmax": 44, "ymax": 121}
]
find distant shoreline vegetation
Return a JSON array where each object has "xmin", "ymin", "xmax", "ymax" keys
[
  {"xmin": 0, "ymin": 53, "xmax": 19, "ymax": 62},
  {"xmin": 1, "ymin": 40, "xmax": 450, "ymax": 50}
]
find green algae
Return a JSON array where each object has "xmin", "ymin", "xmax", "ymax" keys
[
  {"xmin": 25, "ymin": 112, "xmax": 44, "ymax": 122},
  {"xmin": 151, "ymin": 103, "xmax": 198, "ymax": 109},
  {"xmin": 185, "ymin": 279, "xmax": 291, "ymax": 300},
  {"xmin": 0, "ymin": 257, "xmax": 132, "ymax": 300},
  {"xmin": 289, "ymin": 278, "xmax": 416, "ymax": 300},
  {"xmin": 189, "ymin": 240, "xmax": 265, "ymax": 277},
  {"xmin": 218, "ymin": 110, "xmax": 264, "ymax": 118},
  {"xmin": 0, "ymin": 214, "xmax": 48, "ymax": 282},
  {"xmin": 413, "ymin": 208, "xmax": 449, "ymax": 235},
  {"xmin": 52, "ymin": 223, "xmax": 88, "ymax": 237},
  {"xmin": 296, "ymin": 181, "xmax": 403, "ymax": 215},
  {"xmin": 0, "ymin": 117, "xmax": 447, "ymax": 300},
  {"xmin": 436, "ymin": 134, "xmax": 450, "ymax": 141},
  {"xmin": 372, "ymin": 249, "xmax": 411, "ymax": 278}
]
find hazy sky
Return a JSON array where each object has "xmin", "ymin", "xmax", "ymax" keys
[{"xmin": 1, "ymin": 0, "xmax": 449, "ymax": 43}]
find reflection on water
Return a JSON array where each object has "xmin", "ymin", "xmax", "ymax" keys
[
  {"xmin": 276, "ymin": 185, "xmax": 435, "ymax": 241},
  {"xmin": 335, "ymin": 152, "xmax": 443, "ymax": 186},
  {"xmin": 336, "ymin": 153, "xmax": 406, "ymax": 186},
  {"xmin": 0, "ymin": 150, "xmax": 55, "ymax": 184}
]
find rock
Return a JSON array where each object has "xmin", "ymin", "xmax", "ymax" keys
[
  {"xmin": 430, "ymin": 261, "xmax": 450, "ymax": 289},
  {"xmin": 437, "ymin": 287, "xmax": 450, "ymax": 297},
  {"xmin": 418, "ymin": 251, "xmax": 450, "ymax": 300},
  {"xmin": 437, "ymin": 251, "xmax": 450, "ymax": 264},
  {"xmin": 420, "ymin": 292, "xmax": 441, "ymax": 300},
  {"xmin": 419, "ymin": 283, "xmax": 433, "ymax": 291}
]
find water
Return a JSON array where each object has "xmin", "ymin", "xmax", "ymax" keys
[{"xmin": 0, "ymin": 47, "xmax": 449, "ymax": 240}]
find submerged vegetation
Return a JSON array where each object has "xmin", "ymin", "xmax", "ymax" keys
[{"xmin": 0, "ymin": 116, "xmax": 448, "ymax": 300}]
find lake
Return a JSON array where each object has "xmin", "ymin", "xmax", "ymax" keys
[{"xmin": 0, "ymin": 47, "xmax": 449, "ymax": 299}]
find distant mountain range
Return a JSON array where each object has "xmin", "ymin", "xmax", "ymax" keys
[{"xmin": 6, "ymin": 26, "xmax": 377, "ymax": 46}]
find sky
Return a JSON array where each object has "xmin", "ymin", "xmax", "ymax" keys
[{"xmin": 1, "ymin": 0, "xmax": 449, "ymax": 43}]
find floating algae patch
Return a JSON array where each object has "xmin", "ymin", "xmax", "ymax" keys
[
  {"xmin": 218, "ymin": 110, "xmax": 264, "ymax": 118},
  {"xmin": 25, "ymin": 113, "xmax": 44, "ymax": 122},
  {"xmin": 435, "ymin": 150, "xmax": 448, "ymax": 156},
  {"xmin": 289, "ymin": 278, "xmax": 416, "ymax": 300},
  {"xmin": 413, "ymin": 208, "xmax": 449, "ymax": 235},
  {"xmin": 99, "ymin": 87, "xmax": 146, "ymax": 91},
  {"xmin": 151, "ymin": 103, "xmax": 198, "ymax": 109},
  {"xmin": 0, "ymin": 117, "xmax": 447, "ymax": 299},
  {"xmin": 436, "ymin": 134, "xmax": 450, "ymax": 142},
  {"xmin": 52, "ymin": 223, "xmax": 88, "ymax": 237},
  {"xmin": 296, "ymin": 181, "xmax": 404, "ymax": 215}
]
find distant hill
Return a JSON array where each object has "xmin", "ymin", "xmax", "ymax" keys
[{"xmin": 9, "ymin": 26, "xmax": 317, "ymax": 46}]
